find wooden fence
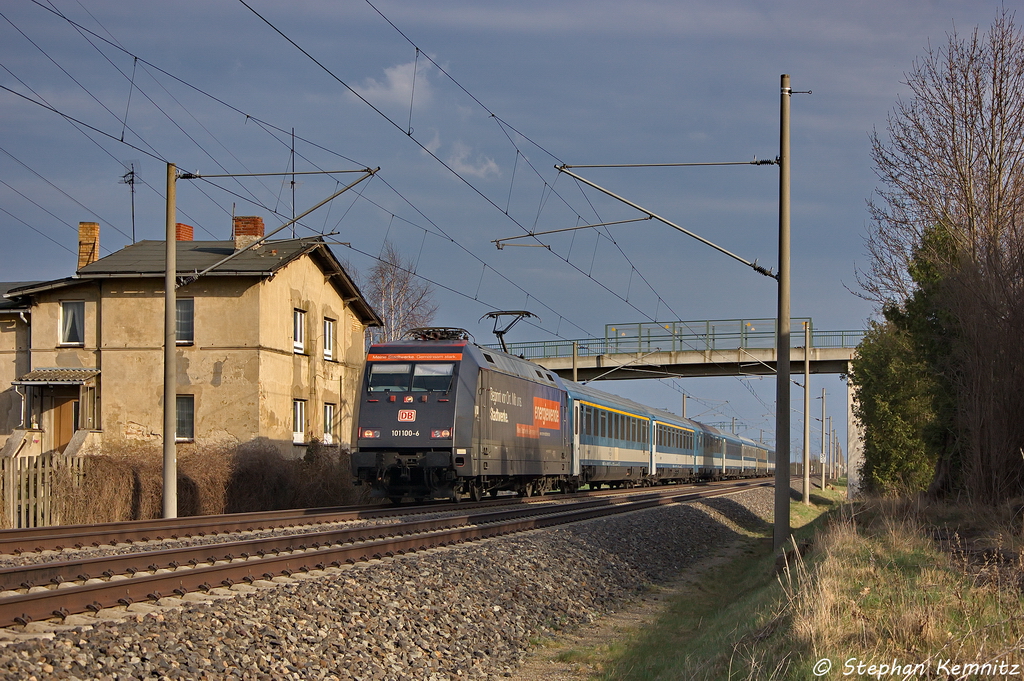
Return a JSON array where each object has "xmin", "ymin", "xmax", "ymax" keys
[{"xmin": 0, "ymin": 454, "xmax": 85, "ymax": 529}]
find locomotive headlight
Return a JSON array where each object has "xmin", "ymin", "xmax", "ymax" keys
[
  {"xmin": 430, "ymin": 429, "xmax": 452, "ymax": 439},
  {"xmin": 360, "ymin": 429, "xmax": 381, "ymax": 439}
]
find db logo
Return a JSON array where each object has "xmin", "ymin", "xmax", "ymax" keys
[{"xmin": 398, "ymin": 410, "xmax": 417, "ymax": 422}]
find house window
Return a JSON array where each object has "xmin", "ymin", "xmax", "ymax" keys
[
  {"xmin": 293, "ymin": 309, "xmax": 306, "ymax": 353},
  {"xmin": 292, "ymin": 399, "xmax": 306, "ymax": 444},
  {"xmin": 176, "ymin": 298, "xmax": 194, "ymax": 345},
  {"xmin": 60, "ymin": 301, "xmax": 85, "ymax": 345},
  {"xmin": 323, "ymin": 318, "xmax": 335, "ymax": 361},
  {"xmin": 323, "ymin": 403, "xmax": 336, "ymax": 445},
  {"xmin": 175, "ymin": 395, "xmax": 195, "ymax": 441}
]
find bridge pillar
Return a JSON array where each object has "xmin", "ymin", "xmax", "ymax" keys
[{"xmin": 845, "ymin": 368, "xmax": 864, "ymax": 497}]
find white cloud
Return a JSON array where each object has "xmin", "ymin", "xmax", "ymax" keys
[
  {"xmin": 351, "ymin": 60, "xmax": 433, "ymax": 108},
  {"xmin": 424, "ymin": 130, "xmax": 442, "ymax": 154},
  {"xmin": 446, "ymin": 141, "xmax": 500, "ymax": 178}
]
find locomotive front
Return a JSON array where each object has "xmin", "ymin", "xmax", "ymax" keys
[{"xmin": 350, "ymin": 329, "xmax": 477, "ymax": 502}]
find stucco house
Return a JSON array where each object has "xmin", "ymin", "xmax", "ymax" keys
[{"xmin": 0, "ymin": 218, "xmax": 381, "ymax": 458}]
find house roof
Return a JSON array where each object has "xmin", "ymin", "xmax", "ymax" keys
[
  {"xmin": 3, "ymin": 238, "xmax": 382, "ymax": 326},
  {"xmin": 13, "ymin": 368, "xmax": 100, "ymax": 385},
  {"xmin": 0, "ymin": 282, "xmax": 42, "ymax": 312},
  {"xmin": 76, "ymin": 238, "xmax": 314, "ymax": 277}
]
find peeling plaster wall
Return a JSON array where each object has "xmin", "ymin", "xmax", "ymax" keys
[
  {"xmin": 0, "ymin": 314, "xmax": 31, "ymax": 448},
  {"xmin": 2, "ymin": 249, "xmax": 369, "ymax": 458}
]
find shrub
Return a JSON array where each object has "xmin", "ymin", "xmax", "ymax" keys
[{"xmin": 50, "ymin": 440, "xmax": 368, "ymax": 525}]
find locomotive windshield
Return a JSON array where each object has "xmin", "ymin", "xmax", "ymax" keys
[
  {"xmin": 367, "ymin": 363, "xmax": 411, "ymax": 392},
  {"xmin": 412, "ymin": 363, "xmax": 454, "ymax": 391},
  {"xmin": 367, "ymin": 362, "xmax": 455, "ymax": 392}
]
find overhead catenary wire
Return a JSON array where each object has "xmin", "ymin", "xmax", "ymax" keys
[
  {"xmin": 14, "ymin": 2, "xmax": 691, "ymax": 346},
  {"xmin": 237, "ymin": 0, "xmax": 689, "ymax": 327},
  {"xmin": 19, "ymin": 2, "xmax": 603, "ymax": 342},
  {"xmin": 16, "ymin": 2, "xmax": 659, "ymax": 342}
]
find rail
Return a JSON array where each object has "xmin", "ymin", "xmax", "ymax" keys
[
  {"xmin": 488, "ymin": 318, "xmax": 864, "ymax": 361},
  {"xmin": 0, "ymin": 479, "xmax": 769, "ymax": 627}
]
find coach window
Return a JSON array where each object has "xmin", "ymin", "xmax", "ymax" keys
[
  {"xmin": 368, "ymin": 364, "xmax": 411, "ymax": 392},
  {"xmin": 411, "ymin": 363, "xmax": 454, "ymax": 392}
]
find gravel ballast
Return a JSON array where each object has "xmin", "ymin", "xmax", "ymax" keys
[{"xmin": 0, "ymin": 487, "xmax": 774, "ymax": 680}]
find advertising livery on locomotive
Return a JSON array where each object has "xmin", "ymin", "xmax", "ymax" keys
[{"xmin": 350, "ymin": 328, "xmax": 775, "ymax": 502}]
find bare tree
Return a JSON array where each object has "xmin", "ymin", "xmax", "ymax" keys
[
  {"xmin": 365, "ymin": 241, "xmax": 438, "ymax": 345},
  {"xmin": 860, "ymin": 11, "xmax": 1024, "ymax": 500}
]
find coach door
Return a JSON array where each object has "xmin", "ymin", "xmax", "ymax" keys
[{"xmin": 572, "ymin": 402, "xmax": 581, "ymax": 476}]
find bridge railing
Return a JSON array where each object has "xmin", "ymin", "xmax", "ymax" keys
[{"xmin": 490, "ymin": 318, "xmax": 864, "ymax": 360}]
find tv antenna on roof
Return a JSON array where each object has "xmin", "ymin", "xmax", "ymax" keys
[{"xmin": 481, "ymin": 310, "xmax": 538, "ymax": 353}]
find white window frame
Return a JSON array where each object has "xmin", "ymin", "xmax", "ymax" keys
[
  {"xmin": 176, "ymin": 298, "xmax": 194, "ymax": 345},
  {"xmin": 323, "ymin": 403, "xmax": 335, "ymax": 445},
  {"xmin": 60, "ymin": 300, "xmax": 85, "ymax": 346},
  {"xmin": 175, "ymin": 395, "xmax": 195, "ymax": 442},
  {"xmin": 293, "ymin": 309, "xmax": 306, "ymax": 353},
  {"xmin": 323, "ymin": 317, "xmax": 335, "ymax": 361},
  {"xmin": 292, "ymin": 399, "xmax": 306, "ymax": 444}
]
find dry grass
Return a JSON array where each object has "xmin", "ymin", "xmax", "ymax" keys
[
  {"xmin": 780, "ymin": 496, "xmax": 1024, "ymax": 677},
  {"xmin": 592, "ymin": 488, "xmax": 1024, "ymax": 680},
  {"xmin": 51, "ymin": 440, "xmax": 368, "ymax": 524}
]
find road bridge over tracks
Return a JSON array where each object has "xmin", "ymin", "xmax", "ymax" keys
[{"xmin": 489, "ymin": 318, "xmax": 865, "ymax": 493}]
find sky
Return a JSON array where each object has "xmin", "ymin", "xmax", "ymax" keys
[{"xmin": 0, "ymin": 0, "xmax": 1010, "ymax": 457}]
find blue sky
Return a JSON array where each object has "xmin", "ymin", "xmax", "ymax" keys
[{"xmin": 0, "ymin": 1, "xmax": 1008, "ymax": 456}]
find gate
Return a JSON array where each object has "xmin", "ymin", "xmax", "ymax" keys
[{"xmin": 0, "ymin": 454, "xmax": 85, "ymax": 529}]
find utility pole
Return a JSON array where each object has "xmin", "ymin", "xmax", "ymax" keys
[
  {"xmin": 681, "ymin": 393, "xmax": 687, "ymax": 419},
  {"xmin": 774, "ymin": 74, "xmax": 792, "ymax": 550},
  {"xmin": 802, "ymin": 321, "xmax": 810, "ymax": 505},
  {"xmin": 160, "ymin": 165, "xmax": 376, "ymax": 519},
  {"xmin": 163, "ymin": 163, "xmax": 177, "ymax": 519}
]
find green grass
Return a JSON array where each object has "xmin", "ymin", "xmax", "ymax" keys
[{"xmin": 553, "ymin": 484, "xmax": 848, "ymax": 680}]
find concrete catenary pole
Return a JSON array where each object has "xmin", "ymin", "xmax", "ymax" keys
[
  {"xmin": 820, "ymin": 388, "xmax": 826, "ymax": 490},
  {"xmin": 826, "ymin": 416, "xmax": 832, "ymax": 486},
  {"xmin": 774, "ymin": 74, "xmax": 792, "ymax": 550},
  {"xmin": 163, "ymin": 163, "xmax": 177, "ymax": 518},
  {"xmin": 572, "ymin": 341, "xmax": 578, "ymax": 382},
  {"xmin": 802, "ymin": 321, "xmax": 810, "ymax": 505},
  {"xmin": 834, "ymin": 429, "xmax": 840, "ymax": 480}
]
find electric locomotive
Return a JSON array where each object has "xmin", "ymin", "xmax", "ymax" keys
[{"xmin": 350, "ymin": 328, "xmax": 572, "ymax": 502}]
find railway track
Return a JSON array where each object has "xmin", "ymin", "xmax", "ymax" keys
[{"xmin": 0, "ymin": 479, "xmax": 770, "ymax": 628}]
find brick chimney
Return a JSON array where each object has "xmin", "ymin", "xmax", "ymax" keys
[
  {"xmin": 77, "ymin": 222, "xmax": 100, "ymax": 270},
  {"xmin": 176, "ymin": 223, "xmax": 194, "ymax": 241},
  {"xmin": 232, "ymin": 216, "xmax": 264, "ymax": 251}
]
